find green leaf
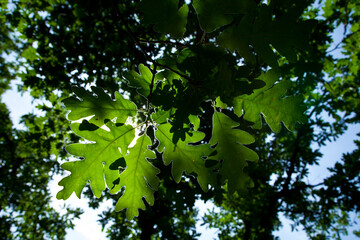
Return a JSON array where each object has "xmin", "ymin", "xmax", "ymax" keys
[
  {"xmin": 123, "ymin": 64, "xmax": 153, "ymax": 98},
  {"xmin": 63, "ymin": 87, "xmax": 137, "ymax": 126},
  {"xmin": 208, "ymin": 59, "xmax": 264, "ymax": 99},
  {"xmin": 139, "ymin": 0, "xmax": 188, "ymax": 38},
  {"xmin": 215, "ymin": 96, "xmax": 227, "ymax": 109},
  {"xmin": 233, "ymin": 70, "xmax": 306, "ymax": 132},
  {"xmin": 218, "ymin": 5, "xmax": 316, "ymax": 67},
  {"xmin": 56, "ymin": 121, "xmax": 135, "ymax": 200},
  {"xmin": 156, "ymin": 69, "xmax": 180, "ymax": 86},
  {"xmin": 115, "ymin": 134, "xmax": 159, "ymax": 220},
  {"xmin": 209, "ymin": 111, "xmax": 258, "ymax": 194},
  {"xmin": 189, "ymin": 115, "xmax": 200, "ymax": 131},
  {"xmin": 192, "ymin": 0, "xmax": 256, "ymax": 32},
  {"xmin": 155, "ymin": 123, "xmax": 213, "ymax": 191},
  {"xmin": 151, "ymin": 78, "xmax": 204, "ymax": 139},
  {"xmin": 151, "ymin": 109, "xmax": 173, "ymax": 124},
  {"xmin": 21, "ymin": 46, "xmax": 40, "ymax": 61}
]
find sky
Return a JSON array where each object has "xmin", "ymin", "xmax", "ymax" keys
[{"xmin": 2, "ymin": 77, "xmax": 360, "ymax": 239}]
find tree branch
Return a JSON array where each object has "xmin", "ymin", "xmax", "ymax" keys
[
  {"xmin": 138, "ymin": 39, "xmax": 188, "ymax": 48},
  {"xmin": 111, "ymin": 1, "xmax": 153, "ymax": 63},
  {"xmin": 111, "ymin": 1, "xmax": 194, "ymax": 84}
]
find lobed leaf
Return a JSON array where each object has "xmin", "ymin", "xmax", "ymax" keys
[
  {"xmin": 218, "ymin": 5, "xmax": 316, "ymax": 67},
  {"xmin": 123, "ymin": 64, "xmax": 154, "ymax": 99},
  {"xmin": 233, "ymin": 70, "xmax": 306, "ymax": 132},
  {"xmin": 192, "ymin": 0, "xmax": 256, "ymax": 33},
  {"xmin": 189, "ymin": 115, "xmax": 200, "ymax": 131},
  {"xmin": 155, "ymin": 123, "xmax": 213, "ymax": 191},
  {"xmin": 56, "ymin": 121, "xmax": 135, "ymax": 200},
  {"xmin": 139, "ymin": 0, "xmax": 188, "ymax": 38},
  {"xmin": 63, "ymin": 87, "xmax": 137, "ymax": 126},
  {"xmin": 151, "ymin": 109, "xmax": 174, "ymax": 125},
  {"xmin": 209, "ymin": 111, "xmax": 258, "ymax": 194},
  {"xmin": 115, "ymin": 134, "xmax": 160, "ymax": 220}
]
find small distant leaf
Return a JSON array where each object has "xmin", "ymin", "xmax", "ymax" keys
[
  {"xmin": 63, "ymin": 87, "xmax": 137, "ymax": 126},
  {"xmin": 209, "ymin": 111, "xmax": 258, "ymax": 194},
  {"xmin": 56, "ymin": 121, "xmax": 135, "ymax": 200},
  {"xmin": 155, "ymin": 123, "xmax": 213, "ymax": 191},
  {"xmin": 233, "ymin": 70, "xmax": 306, "ymax": 132},
  {"xmin": 21, "ymin": 46, "xmax": 40, "ymax": 61},
  {"xmin": 139, "ymin": 0, "xmax": 188, "ymax": 38},
  {"xmin": 115, "ymin": 134, "xmax": 159, "ymax": 220}
]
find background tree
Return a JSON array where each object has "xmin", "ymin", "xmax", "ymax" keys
[
  {"xmin": 0, "ymin": 0, "xmax": 359, "ymax": 240},
  {"xmin": 204, "ymin": 0, "xmax": 360, "ymax": 239},
  {"xmin": 1, "ymin": 2, "xmax": 82, "ymax": 239}
]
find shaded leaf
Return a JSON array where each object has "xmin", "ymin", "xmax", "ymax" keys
[
  {"xmin": 139, "ymin": 0, "xmax": 188, "ymax": 38},
  {"xmin": 218, "ymin": 5, "xmax": 316, "ymax": 67},
  {"xmin": 63, "ymin": 87, "xmax": 138, "ymax": 126},
  {"xmin": 192, "ymin": 0, "xmax": 256, "ymax": 32},
  {"xmin": 155, "ymin": 123, "xmax": 212, "ymax": 191}
]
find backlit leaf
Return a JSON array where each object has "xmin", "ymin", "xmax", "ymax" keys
[
  {"xmin": 123, "ymin": 64, "xmax": 154, "ymax": 99},
  {"xmin": 151, "ymin": 109, "xmax": 174, "ymax": 124},
  {"xmin": 233, "ymin": 70, "xmax": 306, "ymax": 132},
  {"xmin": 56, "ymin": 121, "xmax": 135, "ymax": 200},
  {"xmin": 115, "ymin": 134, "xmax": 160, "ymax": 220},
  {"xmin": 209, "ymin": 111, "xmax": 258, "ymax": 194}
]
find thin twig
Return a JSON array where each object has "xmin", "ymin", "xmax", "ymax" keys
[
  {"xmin": 327, "ymin": 41, "xmax": 343, "ymax": 54},
  {"xmin": 111, "ymin": 0, "xmax": 153, "ymax": 63},
  {"xmin": 138, "ymin": 39, "xmax": 188, "ymax": 48},
  {"xmin": 326, "ymin": 21, "xmax": 349, "ymax": 54},
  {"xmin": 156, "ymin": 62, "xmax": 192, "ymax": 82},
  {"xmin": 147, "ymin": 64, "xmax": 157, "ymax": 107}
]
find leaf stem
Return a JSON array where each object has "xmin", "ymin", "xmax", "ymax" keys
[
  {"xmin": 147, "ymin": 64, "xmax": 157, "ymax": 110},
  {"xmin": 138, "ymin": 39, "xmax": 188, "ymax": 48}
]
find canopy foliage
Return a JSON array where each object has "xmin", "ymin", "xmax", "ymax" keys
[{"xmin": 0, "ymin": 0, "xmax": 359, "ymax": 239}]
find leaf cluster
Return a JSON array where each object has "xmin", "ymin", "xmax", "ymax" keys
[
  {"xmin": 56, "ymin": 0, "xmax": 313, "ymax": 219},
  {"xmin": 3, "ymin": 0, "xmax": 360, "ymax": 239}
]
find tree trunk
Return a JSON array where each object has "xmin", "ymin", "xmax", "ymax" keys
[{"xmin": 138, "ymin": 209, "xmax": 155, "ymax": 240}]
